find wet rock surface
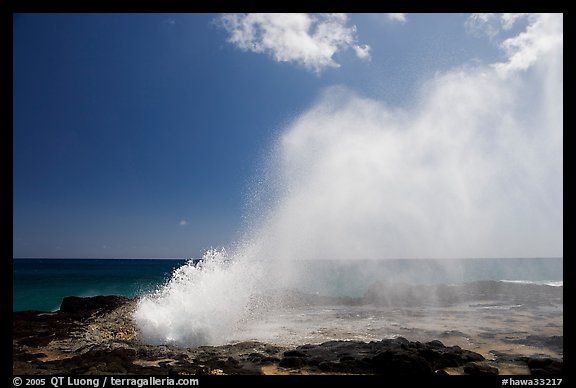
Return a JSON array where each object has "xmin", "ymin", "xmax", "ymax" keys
[
  {"xmin": 13, "ymin": 295, "xmax": 563, "ymax": 375},
  {"xmin": 277, "ymin": 337, "xmax": 485, "ymax": 375}
]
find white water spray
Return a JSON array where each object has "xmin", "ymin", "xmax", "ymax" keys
[{"xmin": 135, "ymin": 13, "xmax": 562, "ymax": 347}]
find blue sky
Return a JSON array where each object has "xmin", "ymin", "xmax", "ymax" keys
[{"xmin": 13, "ymin": 13, "xmax": 563, "ymax": 259}]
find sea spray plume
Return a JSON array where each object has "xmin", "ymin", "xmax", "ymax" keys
[
  {"xmin": 244, "ymin": 15, "xmax": 562, "ymax": 262},
  {"xmin": 134, "ymin": 14, "xmax": 562, "ymax": 346},
  {"xmin": 244, "ymin": 77, "xmax": 559, "ymax": 260},
  {"xmin": 134, "ymin": 248, "xmax": 264, "ymax": 346}
]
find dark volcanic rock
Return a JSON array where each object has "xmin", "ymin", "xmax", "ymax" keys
[
  {"xmin": 54, "ymin": 347, "xmax": 137, "ymax": 374},
  {"xmin": 14, "ymin": 296, "xmax": 132, "ymax": 349},
  {"xmin": 275, "ymin": 337, "xmax": 484, "ymax": 375},
  {"xmin": 279, "ymin": 357, "xmax": 304, "ymax": 368},
  {"xmin": 59, "ymin": 295, "xmax": 130, "ymax": 318},
  {"xmin": 14, "ymin": 311, "xmax": 79, "ymax": 348},
  {"xmin": 418, "ymin": 341, "xmax": 485, "ymax": 368},
  {"xmin": 527, "ymin": 358, "xmax": 563, "ymax": 376},
  {"xmin": 372, "ymin": 350, "xmax": 433, "ymax": 375},
  {"xmin": 463, "ymin": 362, "xmax": 499, "ymax": 375},
  {"xmin": 283, "ymin": 350, "xmax": 308, "ymax": 358}
]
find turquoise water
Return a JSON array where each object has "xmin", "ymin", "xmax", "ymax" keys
[
  {"xmin": 13, "ymin": 257, "xmax": 562, "ymax": 312},
  {"xmin": 13, "ymin": 258, "xmax": 186, "ymax": 312}
]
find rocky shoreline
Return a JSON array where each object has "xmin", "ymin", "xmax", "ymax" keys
[{"xmin": 13, "ymin": 295, "xmax": 562, "ymax": 376}]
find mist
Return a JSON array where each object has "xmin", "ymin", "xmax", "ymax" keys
[
  {"xmin": 134, "ymin": 13, "xmax": 562, "ymax": 347},
  {"xmin": 244, "ymin": 70, "xmax": 562, "ymax": 260}
]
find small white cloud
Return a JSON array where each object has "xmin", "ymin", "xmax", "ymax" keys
[
  {"xmin": 386, "ymin": 13, "xmax": 407, "ymax": 23},
  {"xmin": 353, "ymin": 44, "xmax": 371, "ymax": 59},
  {"xmin": 179, "ymin": 219, "xmax": 188, "ymax": 226},
  {"xmin": 218, "ymin": 13, "xmax": 370, "ymax": 73}
]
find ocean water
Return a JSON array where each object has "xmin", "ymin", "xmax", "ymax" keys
[
  {"xmin": 13, "ymin": 258, "xmax": 186, "ymax": 312},
  {"xmin": 13, "ymin": 257, "xmax": 562, "ymax": 312}
]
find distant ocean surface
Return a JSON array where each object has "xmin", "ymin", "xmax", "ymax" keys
[
  {"xmin": 13, "ymin": 257, "xmax": 562, "ymax": 312},
  {"xmin": 13, "ymin": 258, "xmax": 186, "ymax": 312}
]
